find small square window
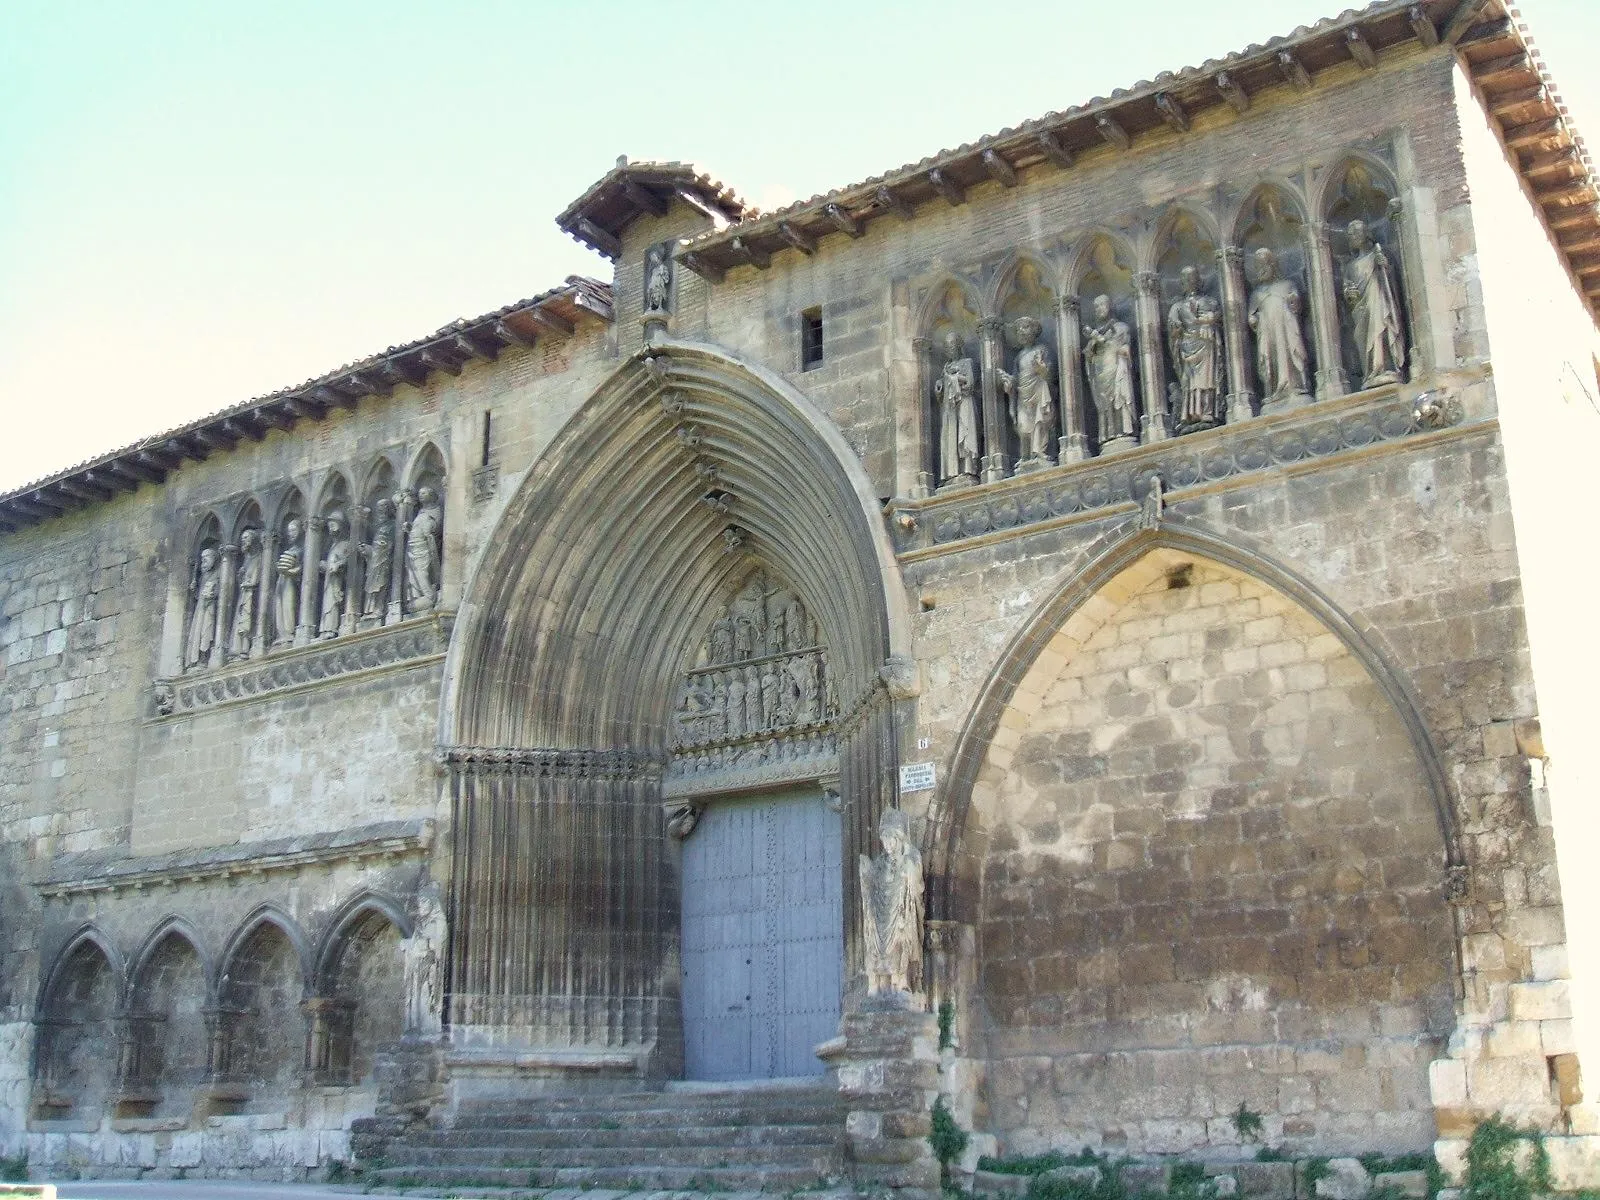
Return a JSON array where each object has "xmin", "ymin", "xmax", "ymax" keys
[{"xmin": 800, "ymin": 308, "xmax": 824, "ymax": 370}]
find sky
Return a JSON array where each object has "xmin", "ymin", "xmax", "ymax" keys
[{"xmin": 2, "ymin": 0, "xmax": 1597, "ymax": 493}]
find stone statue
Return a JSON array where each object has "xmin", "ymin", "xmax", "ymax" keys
[
  {"xmin": 709, "ymin": 605, "xmax": 734, "ymax": 662},
  {"xmin": 743, "ymin": 665, "xmax": 761, "ymax": 733},
  {"xmin": 645, "ymin": 245, "xmax": 671, "ymax": 312},
  {"xmin": 1166, "ymin": 267, "xmax": 1223, "ymax": 432},
  {"xmin": 933, "ymin": 330, "xmax": 979, "ymax": 485},
  {"xmin": 359, "ymin": 498, "xmax": 395, "ymax": 619},
  {"xmin": 274, "ymin": 518, "xmax": 303, "ymax": 646},
  {"xmin": 1341, "ymin": 219, "xmax": 1406, "ymax": 387},
  {"xmin": 730, "ymin": 579, "xmax": 764, "ymax": 659},
  {"xmin": 760, "ymin": 665, "xmax": 780, "ymax": 728},
  {"xmin": 858, "ymin": 808, "xmax": 924, "ymax": 997},
  {"xmin": 231, "ymin": 529, "xmax": 262, "ymax": 657},
  {"xmin": 1082, "ymin": 294, "xmax": 1138, "ymax": 446},
  {"xmin": 185, "ymin": 547, "xmax": 221, "ymax": 669},
  {"xmin": 782, "ymin": 592, "xmax": 807, "ymax": 652},
  {"xmin": 404, "ymin": 884, "xmax": 449, "ymax": 1035},
  {"xmin": 795, "ymin": 653, "xmax": 821, "ymax": 723},
  {"xmin": 404, "ymin": 486, "xmax": 443, "ymax": 613},
  {"xmin": 726, "ymin": 670, "xmax": 748, "ymax": 737},
  {"xmin": 999, "ymin": 316, "xmax": 1055, "ymax": 464},
  {"xmin": 1246, "ymin": 248, "xmax": 1311, "ymax": 404},
  {"xmin": 317, "ymin": 512, "xmax": 350, "ymax": 639},
  {"xmin": 666, "ymin": 802, "xmax": 700, "ymax": 840},
  {"xmin": 1139, "ymin": 475, "xmax": 1164, "ymax": 530}
]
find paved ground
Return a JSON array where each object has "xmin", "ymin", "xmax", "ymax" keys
[{"xmin": 43, "ymin": 1183, "xmax": 854, "ymax": 1200}]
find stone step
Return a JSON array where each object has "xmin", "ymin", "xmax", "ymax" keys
[
  {"xmin": 454, "ymin": 1087, "xmax": 838, "ymax": 1115},
  {"xmin": 384, "ymin": 1143, "xmax": 842, "ymax": 1171},
  {"xmin": 449, "ymin": 1102, "xmax": 845, "ymax": 1131},
  {"xmin": 370, "ymin": 1162, "xmax": 843, "ymax": 1192},
  {"xmin": 405, "ymin": 1123, "xmax": 841, "ymax": 1150}
]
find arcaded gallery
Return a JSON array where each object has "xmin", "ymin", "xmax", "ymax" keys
[{"xmin": 3, "ymin": 0, "xmax": 1600, "ymax": 1191}]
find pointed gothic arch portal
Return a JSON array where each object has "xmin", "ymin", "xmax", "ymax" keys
[{"xmin": 441, "ymin": 340, "xmax": 913, "ymax": 1080}]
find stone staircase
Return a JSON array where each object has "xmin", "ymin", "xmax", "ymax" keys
[{"xmin": 366, "ymin": 1081, "xmax": 849, "ymax": 1193}]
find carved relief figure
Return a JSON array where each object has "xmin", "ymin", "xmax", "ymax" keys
[
  {"xmin": 781, "ymin": 591, "xmax": 807, "ymax": 652},
  {"xmin": 404, "ymin": 486, "xmax": 443, "ymax": 613},
  {"xmin": 726, "ymin": 671, "xmax": 748, "ymax": 737},
  {"xmin": 760, "ymin": 665, "xmax": 780, "ymax": 728},
  {"xmin": 709, "ymin": 605, "xmax": 734, "ymax": 662},
  {"xmin": 858, "ymin": 808, "xmax": 924, "ymax": 997},
  {"xmin": 359, "ymin": 498, "xmax": 395, "ymax": 619},
  {"xmin": 1341, "ymin": 219, "xmax": 1406, "ymax": 387},
  {"xmin": 274, "ymin": 518, "xmax": 304, "ymax": 646},
  {"xmin": 318, "ymin": 512, "xmax": 351, "ymax": 638},
  {"xmin": 742, "ymin": 665, "xmax": 761, "ymax": 732},
  {"xmin": 645, "ymin": 244, "xmax": 671, "ymax": 312},
  {"xmin": 934, "ymin": 330, "xmax": 979, "ymax": 485},
  {"xmin": 1247, "ymin": 248, "xmax": 1311, "ymax": 404},
  {"xmin": 185, "ymin": 547, "xmax": 221, "ymax": 670},
  {"xmin": 231, "ymin": 529, "xmax": 262, "ymax": 657},
  {"xmin": 999, "ymin": 316, "xmax": 1055, "ymax": 463},
  {"xmin": 1082, "ymin": 294, "xmax": 1138, "ymax": 445},
  {"xmin": 1166, "ymin": 267, "xmax": 1223, "ymax": 431}
]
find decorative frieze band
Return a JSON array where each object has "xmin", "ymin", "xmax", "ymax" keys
[
  {"xmin": 441, "ymin": 744, "xmax": 664, "ymax": 781},
  {"xmin": 664, "ymin": 727, "xmax": 839, "ymax": 799},
  {"xmin": 152, "ymin": 613, "xmax": 452, "ymax": 717}
]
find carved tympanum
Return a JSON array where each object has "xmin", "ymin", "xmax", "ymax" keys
[
  {"xmin": 1000, "ymin": 316, "xmax": 1055, "ymax": 464},
  {"xmin": 858, "ymin": 808, "xmax": 924, "ymax": 998}
]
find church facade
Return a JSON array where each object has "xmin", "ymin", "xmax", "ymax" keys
[{"xmin": 5, "ymin": 0, "xmax": 1600, "ymax": 1187}]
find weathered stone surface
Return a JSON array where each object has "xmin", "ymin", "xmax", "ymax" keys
[{"xmin": 1313, "ymin": 1158, "xmax": 1370, "ymax": 1200}]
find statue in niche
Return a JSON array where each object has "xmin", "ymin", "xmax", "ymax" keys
[
  {"xmin": 726, "ymin": 670, "xmax": 748, "ymax": 738},
  {"xmin": 764, "ymin": 590, "xmax": 791, "ymax": 656},
  {"xmin": 760, "ymin": 664, "xmax": 780, "ymax": 728},
  {"xmin": 793, "ymin": 653, "xmax": 821, "ymax": 723},
  {"xmin": 933, "ymin": 330, "xmax": 979, "ymax": 485},
  {"xmin": 1247, "ymin": 248, "xmax": 1311, "ymax": 404},
  {"xmin": 318, "ymin": 512, "xmax": 351, "ymax": 638},
  {"xmin": 185, "ymin": 547, "xmax": 221, "ymax": 670},
  {"xmin": 781, "ymin": 592, "xmax": 807, "ymax": 652},
  {"xmin": 405, "ymin": 486, "xmax": 444, "ymax": 613},
  {"xmin": 231, "ymin": 529, "xmax": 262, "ymax": 657},
  {"xmin": 777, "ymin": 663, "xmax": 801, "ymax": 726},
  {"xmin": 645, "ymin": 244, "xmax": 672, "ymax": 312},
  {"xmin": 404, "ymin": 884, "xmax": 448, "ymax": 1036},
  {"xmin": 359, "ymin": 497, "xmax": 396, "ymax": 619},
  {"xmin": 1341, "ymin": 219, "xmax": 1406, "ymax": 387},
  {"xmin": 1166, "ymin": 266, "xmax": 1223, "ymax": 432},
  {"xmin": 999, "ymin": 316, "xmax": 1055, "ymax": 464},
  {"xmin": 709, "ymin": 605, "xmax": 735, "ymax": 663},
  {"xmin": 274, "ymin": 518, "xmax": 304, "ymax": 645},
  {"xmin": 858, "ymin": 808, "xmax": 924, "ymax": 998},
  {"xmin": 730, "ymin": 578, "xmax": 765, "ymax": 660},
  {"xmin": 743, "ymin": 665, "xmax": 762, "ymax": 732},
  {"xmin": 1082, "ymin": 294, "xmax": 1138, "ymax": 446}
]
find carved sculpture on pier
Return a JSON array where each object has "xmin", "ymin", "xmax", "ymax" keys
[
  {"xmin": 404, "ymin": 487, "xmax": 443, "ymax": 614},
  {"xmin": 318, "ymin": 512, "xmax": 351, "ymax": 639},
  {"xmin": 359, "ymin": 498, "xmax": 395, "ymax": 621},
  {"xmin": 1000, "ymin": 316, "xmax": 1056, "ymax": 465},
  {"xmin": 231, "ymin": 528, "xmax": 262, "ymax": 658},
  {"xmin": 274, "ymin": 518, "xmax": 304, "ymax": 647},
  {"xmin": 934, "ymin": 330, "xmax": 980, "ymax": 487},
  {"xmin": 1247, "ymin": 247, "xmax": 1311, "ymax": 405},
  {"xmin": 859, "ymin": 808, "xmax": 924, "ymax": 998},
  {"xmin": 1166, "ymin": 266, "xmax": 1224, "ymax": 433},
  {"xmin": 1082, "ymin": 294, "xmax": 1138, "ymax": 449},
  {"xmin": 1341, "ymin": 218, "xmax": 1406, "ymax": 388},
  {"xmin": 185, "ymin": 546, "xmax": 221, "ymax": 671}
]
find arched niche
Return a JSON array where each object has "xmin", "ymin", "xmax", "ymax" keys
[
  {"xmin": 957, "ymin": 544, "xmax": 1456, "ymax": 1155},
  {"xmin": 270, "ymin": 488, "xmax": 306, "ymax": 649},
  {"xmin": 34, "ymin": 931, "xmax": 120, "ymax": 1119},
  {"xmin": 357, "ymin": 458, "xmax": 398, "ymax": 626},
  {"xmin": 1235, "ymin": 184, "xmax": 1316, "ymax": 408},
  {"xmin": 918, "ymin": 280, "xmax": 985, "ymax": 489},
  {"xmin": 1153, "ymin": 208, "xmax": 1224, "ymax": 435},
  {"xmin": 995, "ymin": 258, "xmax": 1060, "ymax": 470},
  {"xmin": 217, "ymin": 911, "xmax": 308, "ymax": 1104},
  {"xmin": 311, "ymin": 896, "xmax": 408, "ymax": 1087},
  {"xmin": 183, "ymin": 513, "xmax": 224, "ymax": 672},
  {"xmin": 1321, "ymin": 157, "xmax": 1409, "ymax": 390},
  {"xmin": 229, "ymin": 500, "xmax": 265, "ymax": 659},
  {"xmin": 127, "ymin": 923, "xmax": 209, "ymax": 1116},
  {"xmin": 313, "ymin": 473, "xmax": 354, "ymax": 639},
  {"xmin": 1071, "ymin": 235, "xmax": 1139, "ymax": 454},
  {"xmin": 401, "ymin": 444, "xmax": 445, "ymax": 617}
]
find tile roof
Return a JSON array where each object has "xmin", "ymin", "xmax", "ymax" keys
[{"xmin": 556, "ymin": 159, "xmax": 747, "ymax": 259}]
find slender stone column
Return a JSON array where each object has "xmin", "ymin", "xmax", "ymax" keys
[
  {"xmin": 978, "ymin": 318, "xmax": 1009, "ymax": 483},
  {"xmin": 302, "ymin": 997, "xmax": 354, "ymax": 1085},
  {"xmin": 1306, "ymin": 222, "xmax": 1347, "ymax": 400},
  {"xmin": 211, "ymin": 544, "xmax": 237, "ymax": 669},
  {"xmin": 296, "ymin": 518, "xmax": 324, "ymax": 646},
  {"xmin": 388, "ymin": 490, "xmax": 414, "ymax": 624},
  {"xmin": 254, "ymin": 530, "xmax": 275, "ymax": 657},
  {"xmin": 341, "ymin": 506, "xmax": 364, "ymax": 638},
  {"xmin": 201, "ymin": 1005, "xmax": 236, "ymax": 1083},
  {"xmin": 1054, "ymin": 295, "xmax": 1089, "ymax": 462},
  {"xmin": 1217, "ymin": 245, "xmax": 1256, "ymax": 423},
  {"xmin": 1134, "ymin": 273, "xmax": 1170, "ymax": 442},
  {"xmin": 912, "ymin": 336, "xmax": 936, "ymax": 496}
]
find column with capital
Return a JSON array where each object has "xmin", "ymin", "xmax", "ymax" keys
[
  {"xmin": 255, "ymin": 530, "xmax": 276, "ymax": 657},
  {"xmin": 341, "ymin": 506, "xmax": 365, "ymax": 638},
  {"xmin": 1217, "ymin": 245, "xmax": 1256, "ymax": 423},
  {"xmin": 1054, "ymin": 295, "xmax": 1090, "ymax": 462},
  {"xmin": 1134, "ymin": 273, "xmax": 1170, "ymax": 442},
  {"xmin": 978, "ymin": 318, "xmax": 1008, "ymax": 483},
  {"xmin": 1306, "ymin": 222, "xmax": 1347, "ymax": 400},
  {"xmin": 211, "ymin": 544, "xmax": 238, "ymax": 669},
  {"xmin": 911, "ymin": 336, "xmax": 936, "ymax": 496},
  {"xmin": 296, "ymin": 518, "xmax": 324, "ymax": 646},
  {"xmin": 388, "ymin": 490, "xmax": 414, "ymax": 624}
]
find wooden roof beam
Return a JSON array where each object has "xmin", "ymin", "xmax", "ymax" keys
[
  {"xmin": 826, "ymin": 202, "xmax": 865, "ymax": 235},
  {"xmin": 1473, "ymin": 52, "xmax": 1535, "ymax": 90},
  {"xmin": 1215, "ymin": 71, "xmax": 1250, "ymax": 114},
  {"xmin": 7, "ymin": 495, "xmax": 59, "ymax": 519},
  {"xmin": 418, "ymin": 348, "xmax": 463, "ymax": 377},
  {"xmin": 568, "ymin": 289, "xmax": 612, "ymax": 319},
  {"xmin": 574, "ymin": 218, "xmax": 622, "ymax": 259},
  {"xmin": 251, "ymin": 407, "xmax": 295, "ymax": 433},
  {"xmin": 279, "ymin": 396, "xmax": 325, "ymax": 421},
  {"xmin": 1095, "ymin": 114, "xmax": 1131, "ymax": 151},
  {"xmin": 342, "ymin": 370, "xmax": 392, "ymax": 397},
  {"xmin": 189, "ymin": 426, "xmax": 237, "ymax": 451},
  {"xmin": 680, "ymin": 251, "xmax": 726, "ymax": 284},
  {"xmin": 1154, "ymin": 93, "xmax": 1189, "ymax": 134},
  {"xmin": 309, "ymin": 384, "xmax": 358, "ymax": 410},
  {"xmin": 526, "ymin": 306, "xmax": 576, "ymax": 336},
  {"xmin": 1502, "ymin": 117, "xmax": 1563, "ymax": 149},
  {"xmin": 1345, "ymin": 28, "xmax": 1378, "ymax": 70},
  {"xmin": 1458, "ymin": 16, "xmax": 1516, "ymax": 47},
  {"xmin": 165, "ymin": 436, "xmax": 208, "ymax": 463},
  {"xmin": 494, "ymin": 320, "xmax": 539, "ymax": 351},
  {"xmin": 730, "ymin": 236, "xmax": 771, "ymax": 270},
  {"xmin": 1277, "ymin": 50, "xmax": 1312, "ymax": 93},
  {"xmin": 104, "ymin": 457, "xmax": 164, "ymax": 486},
  {"xmin": 453, "ymin": 332, "xmax": 499, "ymax": 361},
  {"xmin": 1539, "ymin": 181, "xmax": 1598, "ymax": 208},
  {"xmin": 382, "ymin": 357, "xmax": 428, "ymax": 388},
  {"xmin": 981, "ymin": 149, "xmax": 1018, "ymax": 187},
  {"xmin": 1409, "ymin": 4, "xmax": 1439, "ymax": 47},
  {"xmin": 778, "ymin": 220, "xmax": 817, "ymax": 255},
  {"xmin": 876, "ymin": 186, "xmax": 915, "ymax": 221},
  {"xmin": 1522, "ymin": 146, "xmax": 1579, "ymax": 176},
  {"xmin": 220, "ymin": 417, "xmax": 266, "ymax": 444},
  {"xmin": 54, "ymin": 476, "xmax": 111, "ymax": 503},
  {"xmin": 1035, "ymin": 131, "xmax": 1074, "ymax": 169},
  {"xmin": 137, "ymin": 447, "xmax": 183, "ymax": 472},
  {"xmin": 1443, "ymin": 0, "xmax": 1492, "ymax": 44},
  {"xmin": 620, "ymin": 179, "xmax": 669, "ymax": 217},
  {"xmin": 83, "ymin": 470, "xmax": 135, "ymax": 497},
  {"xmin": 1490, "ymin": 86, "xmax": 1550, "ymax": 117}
]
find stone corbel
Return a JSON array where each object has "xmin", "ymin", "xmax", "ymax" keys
[
  {"xmin": 663, "ymin": 800, "xmax": 701, "ymax": 840},
  {"xmin": 879, "ymin": 654, "xmax": 920, "ymax": 701},
  {"xmin": 1133, "ymin": 273, "xmax": 1170, "ymax": 443},
  {"xmin": 1054, "ymin": 295, "xmax": 1090, "ymax": 463},
  {"xmin": 978, "ymin": 318, "xmax": 1009, "ymax": 483},
  {"xmin": 1216, "ymin": 245, "xmax": 1257, "ymax": 423}
]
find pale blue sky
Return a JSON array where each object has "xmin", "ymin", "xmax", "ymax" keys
[{"xmin": 2, "ymin": 0, "xmax": 1596, "ymax": 491}]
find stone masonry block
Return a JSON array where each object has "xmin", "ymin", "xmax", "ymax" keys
[{"xmin": 1509, "ymin": 979, "xmax": 1570, "ymax": 1021}]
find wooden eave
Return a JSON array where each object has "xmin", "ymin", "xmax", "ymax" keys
[
  {"xmin": 0, "ymin": 278, "xmax": 613, "ymax": 535},
  {"xmin": 555, "ymin": 162, "xmax": 748, "ymax": 260}
]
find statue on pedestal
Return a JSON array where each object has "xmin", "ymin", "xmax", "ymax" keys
[
  {"xmin": 185, "ymin": 547, "xmax": 221, "ymax": 670},
  {"xmin": 933, "ymin": 330, "xmax": 979, "ymax": 486},
  {"xmin": 231, "ymin": 529, "xmax": 262, "ymax": 657},
  {"xmin": 1166, "ymin": 267, "xmax": 1223, "ymax": 432},
  {"xmin": 404, "ymin": 486, "xmax": 443, "ymax": 613},
  {"xmin": 858, "ymin": 808, "xmax": 924, "ymax": 998},
  {"xmin": 1247, "ymin": 248, "xmax": 1311, "ymax": 404},
  {"xmin": 999, "ymin": 316, "xmax": 1055, "ymax": 464},
  {"xmin": 274, "ymin": 518, "xmax": 304, "ymax": 646},
  {"xmin": 359, "ymin": 498, "xmax": 395, "ymax": 620},
  {"xmin": 318, "ymin": 512, "xmax": 350, "ymax": 639},
  {"xmin": 1082, "ymin": 294, "xmax": 1138, "ymax": 447},
  {"xmin": 1341, "ymin": 219, "xmax": 1406, "ymax": 387}
]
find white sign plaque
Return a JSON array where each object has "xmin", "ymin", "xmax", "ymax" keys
[{"xmin": 899, "ymin": 761, "xmax": 936, "ymax": 793}]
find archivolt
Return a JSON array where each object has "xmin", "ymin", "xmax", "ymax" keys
[{"xmin": 925, "ymin": 521, "xmax": 1461, "ymax": 922}]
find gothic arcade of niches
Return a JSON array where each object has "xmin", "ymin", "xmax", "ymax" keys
[{"xmin": 3, "ymin": 0, "xmax": 1600, "ymax": 1184}]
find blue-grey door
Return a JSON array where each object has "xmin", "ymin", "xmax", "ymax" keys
[{"xmin": 680, "ymin": 789, "xmax": 843, "ymax": 1080}]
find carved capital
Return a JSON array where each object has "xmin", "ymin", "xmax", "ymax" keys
[
  {"xmin": 1135, "ymin": 271, "xmax": 1162, "ymax": 296},
  {"xmin": 220, "ymin": 544, "xmax": 239, "ymax": 561},
  {"xmin": 1056, "ymin": 293, "xmax": 1081, "ymax": 315},
  {"xmin": 978, "ymin": 317, "xmax": 1004, "ymax": 337},
  {"xmin": 1217, "ymin": 244, "xmax": 1244, "ymax": 266},
  {"xmin": 879, "ymin": 654, "xmax": 920, "ymax": 701},
  {"xmin": 1387, "ymin": 196, "xmax": 1404, "ymax": 222},
  {"xmin": 1446, "ymin": 863, "xmax": 1470, "ymax": 902},
  {"xmin": 911, "ymin": 336, "xmax": 930, "ymax": 354},
  {"xmin": 308, "ymin": 517, "xmax": 327, "ymax": 534}
]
